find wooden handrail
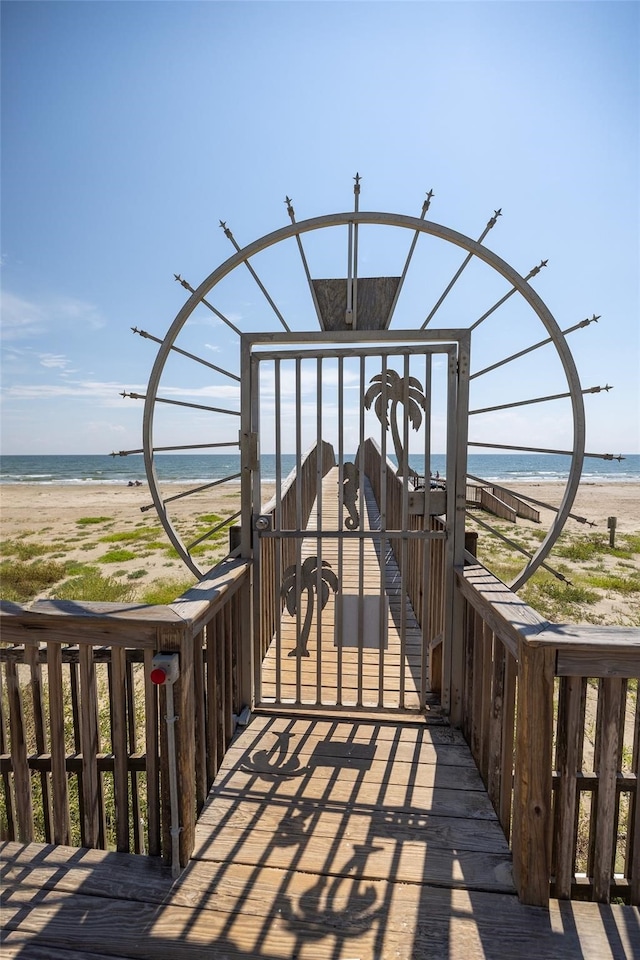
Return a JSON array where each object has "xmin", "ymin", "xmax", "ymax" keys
[
  {"xmin": 0, "ymin": 558, "xmax": 252, "ymax": 869},
  {"xmin": 455, "ymin": 559, "xmax": 640, "ymax": 908}
]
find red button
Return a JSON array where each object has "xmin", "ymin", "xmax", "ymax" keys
[{"xmin": 150, "ymin": 667, "xmax": 167, "ymax": 685}]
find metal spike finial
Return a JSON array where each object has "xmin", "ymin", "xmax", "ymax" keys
[
  {"xmin": 579, "ymin": 314, "xmax": 600, "ymax": 328},
  {"xmin": 174, "ymin": 273, "xmax": 192, "ymax": 291},
  {"xmin": 353, "ymin": 172, "xmax": 362, "ymax": 194},
  {"xmin": 421, "ymin": 189, "xmax": 435, "ymax": 217},
  {"xmin": 525, "ymin": 259, "xmax": 549, "ymax": 281},
  {"xmin": 285, "ymin": 196, "xmax": 295, "ymax": 222},
  {"xmin": 219, "ymin": 220, "xmax": 234, "ymax": 241},
  {"xmin": 487, "ymin": 208, "xmax": 502, "ymax": 229}
]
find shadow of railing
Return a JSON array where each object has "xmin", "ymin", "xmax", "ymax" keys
[{"xmin": 4, "ymin": 713, "xmax": 639, "ymax": 957}]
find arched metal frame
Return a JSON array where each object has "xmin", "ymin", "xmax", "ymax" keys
[{"xmin": 143, "ymin": 211, "xmax": 585, "ymax": 590}]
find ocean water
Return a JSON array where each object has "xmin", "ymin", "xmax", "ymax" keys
[{"xmin": 1, "ymin": 453, "xmax": 638, "ymax": 486}]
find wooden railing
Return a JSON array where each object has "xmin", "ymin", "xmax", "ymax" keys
[
  {"xmin": 0, "ymin": 556, "xmax": 250, "ymax": 869},
  {"xmin": 457, "ymin": 562, "xmax": 640, "ymax": 907},
  {"xmin": 360, "ymin": 436, "xmax": 639, "ymax": 907}
]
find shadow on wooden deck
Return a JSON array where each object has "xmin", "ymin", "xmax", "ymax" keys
[{"xmin": 2, "ymin": 713, "xmax": 639, "ymax": 959}]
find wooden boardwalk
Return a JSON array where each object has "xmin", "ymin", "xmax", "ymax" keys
[
  {"xmin": 2, "ymin": 475, "xmax": 639, "ymax": 957},
  {"xmin": 261, "ymin": 469, "xmax": 434, "ymax": 711},
  {"xmin": 2, "ymin": 713, "xmax": 638, "ymax": 958}
]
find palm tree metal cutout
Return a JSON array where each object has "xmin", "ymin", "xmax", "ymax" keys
[
  {"xmin": 364, "ymin": 370, "xmax": 427, "ymax": 476},
  {"xmin": 282, "ymin": 555, "xmax": 339, "ymax": 658}
]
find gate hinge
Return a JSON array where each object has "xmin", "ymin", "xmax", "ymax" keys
[{"xmin": 239, "ymin": 430, "xmax": 258, "ymax": 470}]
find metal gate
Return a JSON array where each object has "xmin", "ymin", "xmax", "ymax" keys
[{"xmin": 240, "ymin": 331, "xmax": 470, "ymax": 713}]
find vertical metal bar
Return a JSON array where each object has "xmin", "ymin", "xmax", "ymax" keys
[
  {"xmin": 250, "ymin": 352, "xmax": 261, "ymax": 707},
  {"xmin": 441, "ymin": 346, "xmax": 457, "ymax": 715},
  {"xmin": 346, "ymin": 225, "xmax": 354, "ymax": 326},
  {"xmin": 378, "ymin": 354, "xmax": 388, "ymax": 708},
  {"xmin": 275, "ymin": 358, "xmax": 282, "ymax": 703},
  {"xmin": 421, "ymin": 352, "xmax": 433, "ymax": 708},
  {"xmin": 295, "ymin": 356, "xmax": 303, "ymax": 705},
  {"xmin": 337, "ymin": 356, "xmax": 345, "ymax": 706},
  {"xmin": 357, "ymin": 355, "xmax": 365, "ymax": 705},
  {"xmin": 450, "ymin": 333, "xmax": 471, "ymax": 726},
  {"xmin": 352, "ymin": 177, "xmax": 360, "ymax": 330},
  {"xmin": 316, "ymin": 356, "xmax": 323, "ymax": 705},
  {"xmin": 399, "ymin": 353, "xmax": 410, "ymax": 708},
  {"xmin": 240, "ymin": 336, "xmax": 253, "ymax": 560},
  {"xmin": 240, "ymin": 336, "xmax": 257, "ymax": 709}
]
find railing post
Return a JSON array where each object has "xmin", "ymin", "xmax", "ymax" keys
[
  {"xmin": 512, "ymin": 640, "xmax": 555, "ymax": 905},
  {"xmin": 5, "ymin": 659, "xmax": 33, "ymax": 842},
  {"xmin": 156, "ymin": 624, "xmax": 196, "ymax": 869}
]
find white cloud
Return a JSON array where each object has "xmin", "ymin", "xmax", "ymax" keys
[
  {"xmin": 39, "ymin": 353, "xmax": 71, "ymax": 369},
  {"xmin": 162, "ymin": 384, "xmax": 240, "ymax": 400},
  {"xmin": 0, "ymin": 291, "xmax": 47, "ymax": 340},
  {"xmin": 2, "ymin": 379, "xmax": 143, "ymax": 404},
  {"xmin": 0, "ymin": 290, "xmax": 105, "ymax": 342}
]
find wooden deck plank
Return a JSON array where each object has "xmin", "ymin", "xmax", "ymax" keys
[{"xmin": 2, "ymin": 841, "xmax": 639, "ymax": 959}]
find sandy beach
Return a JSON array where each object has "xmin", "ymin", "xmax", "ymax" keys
[
  {"xmin": 1, "ymin": 481, "xmax": 639, "ymax": 619},
  {"xmin": 2, "ymin": 480, "xmax": 638, "ymax": 536}
]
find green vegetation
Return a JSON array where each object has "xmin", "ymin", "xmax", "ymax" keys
[
  {"xmin": 582, "ymin": 572, "xmax": 640, "ymax": 593},
  {"xmin": 76, "ymin": 516, "xmax": 113, "ymax": 526},
  {"xmin": 53, "ymin": 568, "xmax": 134, "ymax": 602},
  {"xmin": 141, "ymin": 578, "xmax": 196, "ymax": 605},
  {"xmin": 0, "ymin": 558, "xmax": 69, "ymax": 602},
  {"xmin": 1, "ymin": 538, "xmax": 53, "ymax": 560},
  {"xmin": 99, "ymin": 527, "xmax": 162, "ymax": 544},
  {"xmin": 98, "ymin": 549, "xmax": 138, "ymax": 564},
  {"xmin": 473, "ymin": 518, "xmax": 640, "ymax": 626}
]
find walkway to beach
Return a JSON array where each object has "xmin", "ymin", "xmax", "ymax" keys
[{"xmin": 2, "ymin": 473, "xmax": 639, "ymax": 959}]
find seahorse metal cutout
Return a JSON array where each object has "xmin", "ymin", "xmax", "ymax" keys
[{"xmin": 342, "ymin": 461, "xmax": 360, "ymax": 530}]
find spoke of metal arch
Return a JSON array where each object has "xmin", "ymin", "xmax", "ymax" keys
[
  {"xmin": 386, "ymin": 190, "xmax": 434, "ymax": 329},
  {"xmin": 421, "ymin": 208, "xmax": 502, "ymax": 330},
  {"xmin": 111, "ymin": 441, "xmax": 239, "ymax": 457},
  {"xmin": 466, "ymin": 512, "xmax": 572, "ymax": 584},
  {"xmin": 186, "ymin": 510, "xmax": 241, "ymax": 552},
  {"xmin": 469, "ymin": 384, "xmax": 612, "ymax": 417},
  {"xmin": 131, "ymin": 326, "xmax": 240, "ymax": 381},
  {"xmin": 122, "ymin": 391, "xmax": 241, "ymax": 417},
  {"xmin": 468, "ymin": 259, "xmax": 547, "ymax": 332},
  {"xmin": 174, "ymin": 274, "xmax": 242, "ymax": 336},
  {"xmin": 352, "ymin": 173, "xmax": 361, "ymax": 330},
  {"xmin": 219, "ymin": 221, "xmax": 290, "ymax": 332},
  {"xmin": 140, "ymin": 473, "xmax": 242, "ymax": 513},
  {"xmin": 470, "ymin": 315, "xmax": 599, "ymax": 381},
  {"xmin": 285, "ymin": 196, "xmax": 324, "ymax": 328},
  {"xmin": 466, "ymin": 474, "xmax": 595, "ymax": 527},
  {"xmin": 468, "ymin": 441, "xmax": 623, "ymax": 460}
]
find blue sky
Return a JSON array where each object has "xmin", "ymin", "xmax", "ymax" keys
[{"xmin": 1, "ymin": 0, "xmax": 638, "ymax": 458}]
